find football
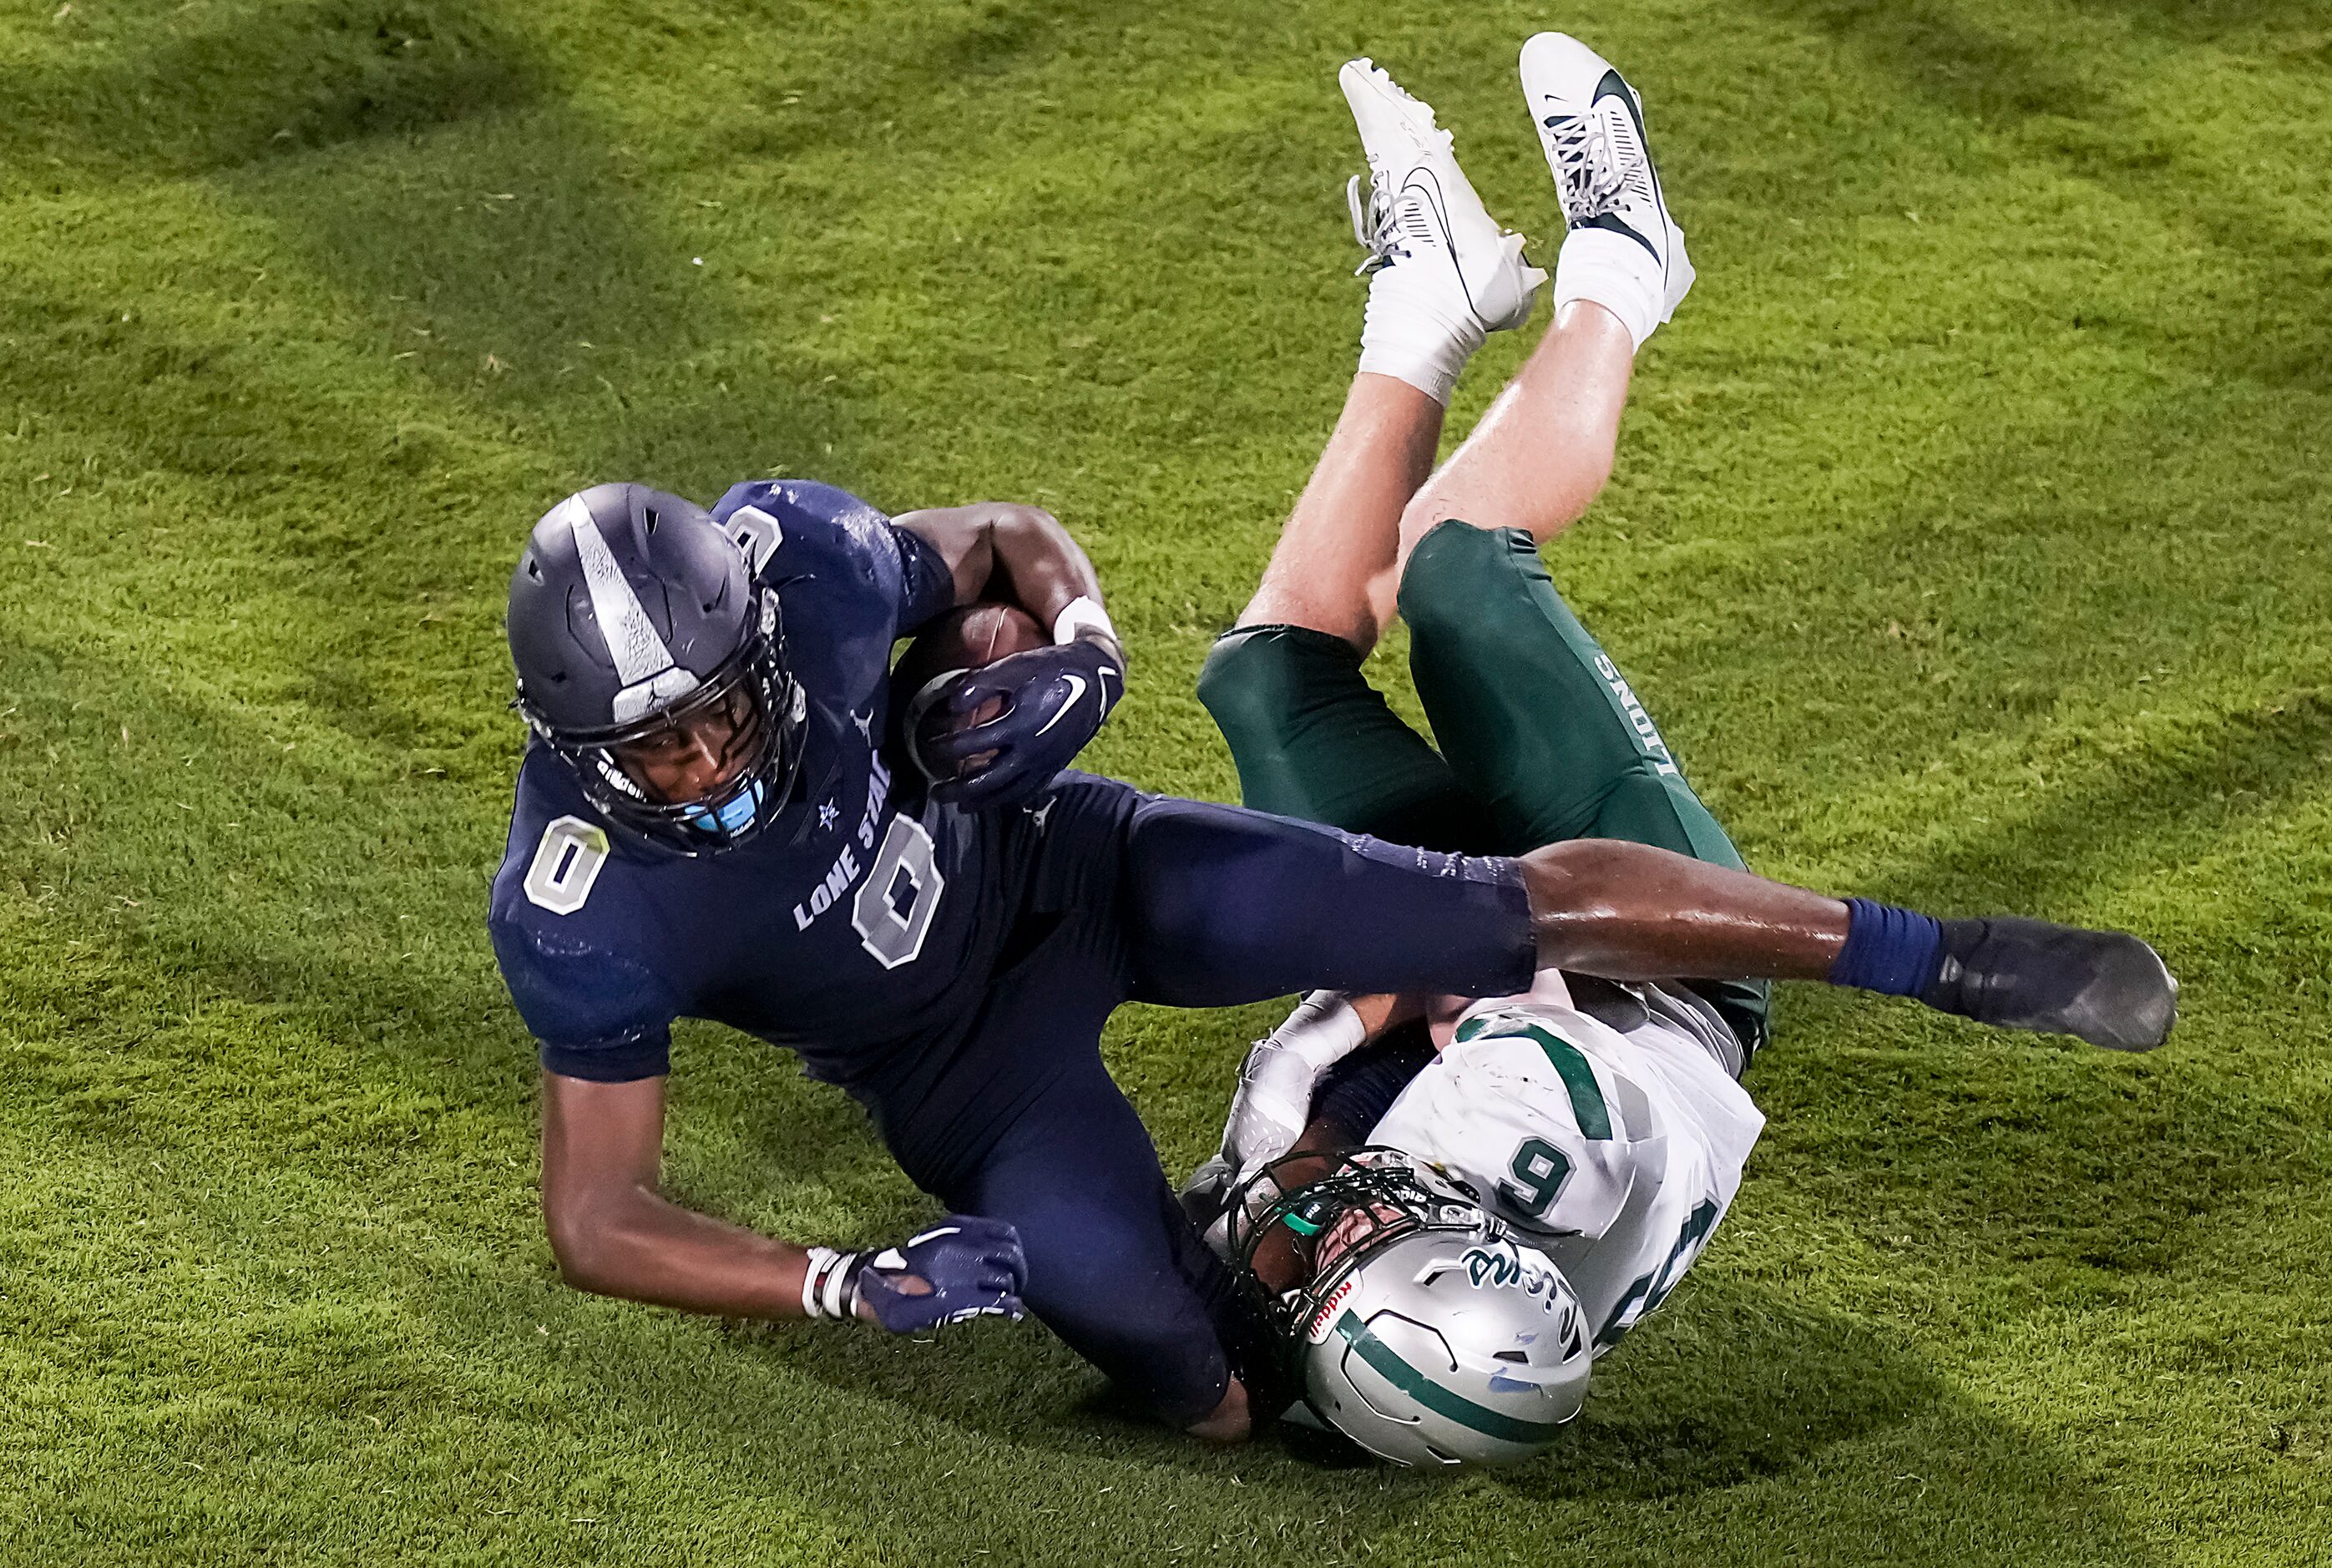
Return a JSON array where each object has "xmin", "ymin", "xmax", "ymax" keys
[{"xmin": 890, "ymin": 601, "xmax": 1049, "ymax": 776}]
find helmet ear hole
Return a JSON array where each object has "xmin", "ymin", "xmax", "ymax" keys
[
  {"xmin": 644, "ymin": 507, "xmax": 660, "ymax": 534},
  {"xmin": 526, "ymin": 557, "xmax": 543, "ymax": 581}
]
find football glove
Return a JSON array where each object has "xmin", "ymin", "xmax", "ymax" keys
[
  {"xmin": 1217, "ymin": 992, "xmax": 1370, "ymax": 1181},
  {"xmin": 801, "ymin": 1215, "xmax": 1028, "ymax": 1333},
  {"xmin": 923, "ymin": 639, "xmax": 1122, "ymax": 811}
]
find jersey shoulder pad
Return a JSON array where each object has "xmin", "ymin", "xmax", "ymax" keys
[
  {"xmin": 1453, "ymin": 1004, "xmax": 1627, "ymax": 1140},
  {"xmin": 488, "ymin": 900, "xmax": 679, "ymax": 1079},
  {"xmin": 491, "ymin": 757, "xmax": 680, "ymax": 1077},
  {"xmin": 711, "ymin": 478, "xmax": 954, "ymax": 685},
  {"xmin": 711, "ymin": 479, "xmax": 892, "ymax": 582}
]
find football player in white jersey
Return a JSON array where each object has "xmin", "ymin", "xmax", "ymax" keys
[{"xmin": 1185, "ymin": 36, "xmax": 2176, "ymax": 1464}]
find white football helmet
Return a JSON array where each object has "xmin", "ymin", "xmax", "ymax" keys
[{"xmin": 1227, "ymin": 1148, "xmax": 1592, "ymax": 1466}]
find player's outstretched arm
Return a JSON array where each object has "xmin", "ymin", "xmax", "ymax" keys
[
  {"xmin": 1516, "ymin": 838, "xmax": 2178, "ymax": 1050},
  {"xmin": 540, "ymin": 1071, "xmax": 1029, "ymax": 1329}
]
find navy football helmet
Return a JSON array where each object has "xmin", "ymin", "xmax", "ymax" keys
[{"xmin": 507, "ymin": 483, "xmax": 806, "ymax": 854}]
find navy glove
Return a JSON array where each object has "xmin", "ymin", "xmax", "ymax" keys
[
  {"xmin": 923, "ymin": 639, "xmax": 1123, "ymax": 811},
  {"xmin": 803, "ymin": 1216, "xmax": 1029, "ymax": 1333}
]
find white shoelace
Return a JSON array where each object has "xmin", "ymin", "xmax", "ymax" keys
[
  {"xmin": 1542, "ymin": 111, "xmax": 1631, "ymax": 221},
  {"xmin": 1347, "ymin": 171, "xmax": 1406, "ymax": 276}
]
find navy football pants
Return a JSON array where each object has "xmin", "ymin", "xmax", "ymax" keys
[{"xmin": 868, "ymin": 776, "xmax": 1534, "ymax": 1425}]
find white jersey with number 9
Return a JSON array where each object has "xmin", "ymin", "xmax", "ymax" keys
[{"xmin": 1368, "ymin": 975, "xmax": 1765, "ymax": 1354}]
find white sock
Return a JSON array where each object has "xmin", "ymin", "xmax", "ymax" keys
[
  {"xmin": 1552, "ymin": 228, "xmax": 1664, "ymax": 352},
  {"xmin": 1355, "ymin": 262, "xmax": 1483, "ymax": 406}
]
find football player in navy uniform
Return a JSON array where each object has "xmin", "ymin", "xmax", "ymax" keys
[{"xmin": 493, "ymin": 477, "xmax": 1572, "ymax": 1437}]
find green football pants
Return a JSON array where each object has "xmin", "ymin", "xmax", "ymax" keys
[{"xmin": 1198, "ymin": 518, "xmax": 1770, "ymax": 1052}]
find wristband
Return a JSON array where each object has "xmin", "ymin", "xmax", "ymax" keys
[
  {"xmin": 1051, "ymin": 594, "xmax": 1117, "ymax": 649},
  {"xmin": 1829, "ymin": 898, "xmax": 1945, "ymax": 998},
  {"xmin": 800, "ymin": 1246, "xmax": 862, "ymax": 1321}
]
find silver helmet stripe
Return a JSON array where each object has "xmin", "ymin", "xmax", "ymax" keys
[{"xmin": 561, "ymin": 498, "xmax": 701, "ymax": 724}]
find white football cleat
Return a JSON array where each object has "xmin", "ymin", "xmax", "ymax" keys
[
  {"xmin": 1341, "ymin": 57, "xmax": 1544, "ymax": 340},
  {"xmin": 1519, "ymin": 32, "xmax": 1692, "ymax": 345}
]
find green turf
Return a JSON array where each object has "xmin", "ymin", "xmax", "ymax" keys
[{"xmin": 3, "ymin": 0, "xmax": 2329, "ymax": 1561}]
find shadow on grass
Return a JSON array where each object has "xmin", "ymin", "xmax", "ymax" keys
[
  {"xmin": 3, "ymin": 0, "xmax": 864, "ymax": 501},
  {"xmin": 1576, "ymin": 360, "xmax": 2332, "ymax": 885},
  {"xmin": 498, "ymin": 1267, "xmax": 2169, "ymax": 1565},
  {"xmin": 0, "ymin": 3, "xmax": 542, "ymax": 176},
  {"xmin": 1883, "ymin": 687, "xmax": 2332, "ymax": 914}
]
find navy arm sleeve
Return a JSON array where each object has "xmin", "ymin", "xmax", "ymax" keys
[{"xmin": 888, "ymin": 523, "xmax": 957, "ymax": 635}]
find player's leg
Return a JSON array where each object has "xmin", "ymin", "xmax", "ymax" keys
[
  {"xmin": 1394, "ymin": 33, "xmax": 1697, "ymax": 847},
  {"xmin": 1233, "ymin": 59, "xmax": 1545, "ymax": 649},
  {"xmin": 1202, "ymin": 61, "xmax": 1535, "ymax": 845},
  {"xmin": 1370, "ymin": 36, "xmax": 1768, "ymax": 1045},
  {"xmin": 1398, "ymin": 511, "xmax": 1774, "ymax": 1045},
  {"xmin": 1394, "ymin": 33, "xmax": 1692, "ymax": 569},
  {"xmin": 1394, "ymin": 299, "xmax": 1636, "ymax": 563},
  {"xmin": 868, "ymin": 781, "xmax": 1275, "ymax": 1432},
  {"xmin": 1399, "ymin": 524, "xmax": 1743, "ymax": 867},
  {"xmin": 1234, "ymin": 375, "xmax": 1444, "ymax": 652},
  {"xmin": 1119, "ymin": 792, "xmax": 2177, "ymax": 1055},
  {"xmin": 938, "ymin": 1052, "xmax": 1264, "ymax": 1429},
  {"xmin": 1120, "ymin": 794, "xmax": 1536, "ymax": 1009},
  {"xmin": 1200, "ymin": 620, "xmax": 1493, "ymax": 851}
]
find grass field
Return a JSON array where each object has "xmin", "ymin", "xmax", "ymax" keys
[{"xmin": 3, "ymin": 1, "xmax": 2329, "ymax": 1562}]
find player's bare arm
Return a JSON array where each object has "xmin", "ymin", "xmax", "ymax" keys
[
  {"xmin": 541, "ymin": 1071, "xmax": 1027, "ymax": 1328},
  {"xmin": 890, "ymin": 503, "xmax": 1117, "ymax": 651},
  {"xmin": 889, "ymin": 503, "xmax": 1127, "ymax": 807},
  {"xmin": 542, "ymin": 1071, "xmax": 825, "ymax": 1318}
]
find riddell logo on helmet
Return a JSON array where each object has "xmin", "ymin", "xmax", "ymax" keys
[{"xmin": 1307, "ymin": 1277, "xmax": 1358, "ymax": 1343}]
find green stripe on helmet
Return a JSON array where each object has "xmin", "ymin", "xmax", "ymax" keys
[{"xmin": 1333, "ymin": 1312, "xmax": 1570, "ymax": 1446}]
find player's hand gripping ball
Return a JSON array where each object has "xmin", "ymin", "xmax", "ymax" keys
[{"xmin": 893, "ymin": 603, "xmax": 1122, "ymax": 810}]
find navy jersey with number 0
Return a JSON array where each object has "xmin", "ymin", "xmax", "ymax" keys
[{"xmin": 488, "ymin": 479, "xmax": 1014, "ymax": 1093}]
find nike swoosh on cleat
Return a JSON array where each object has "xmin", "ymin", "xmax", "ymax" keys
[
  {"xmin": 1588, "ymin": 69, "xmax": 1667, "ymax": 271},
  {"xmin": 1577, "ymin": 210, "xmax": 1660, "ymax": 263},
  {"xmin": 1034, "ymin": 672, "xmax": 1088, "ymax": 736},
  {"xmin": 1397, "ymin": 166, "xmax": 1498, "ymax": 327}
]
